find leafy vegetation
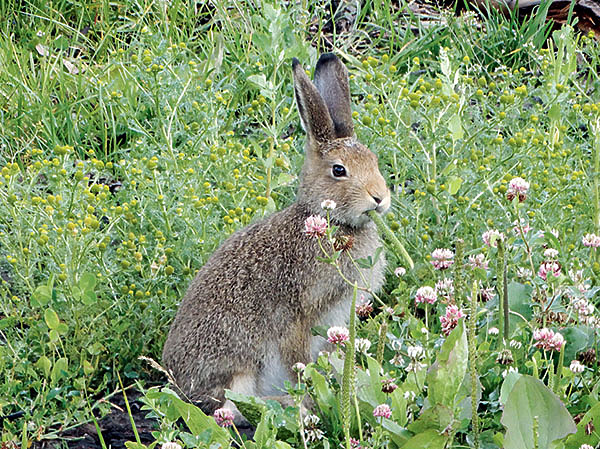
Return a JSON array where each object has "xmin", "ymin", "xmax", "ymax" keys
[{"xmin": 1, "ymin": 0, "xmax": 600, "ymax": 448}]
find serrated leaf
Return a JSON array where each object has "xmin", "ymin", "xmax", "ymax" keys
[
  {"xmin": 426, "ymin": 320, "xmax": 468, "ymax": 408},
  {"xmin": 501, "ymin": 375, "xmax": 576, "ymax": 449},
  {"xmin": 44, "ymin": 308, "xmax": 60, "ymax": 330}
]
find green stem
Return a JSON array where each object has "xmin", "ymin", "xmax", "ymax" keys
[
  {"xmin": 367, "ymin": 210, "xmax": 414, "ymax": 269},
  {"xmin": 554, "ymin": 342, "xmax": 565, "ymax": 394},
  {"xmin": 342, "ymin": 285, "xmax": 358, "ymax": 449},
  {"xmin": 454, "ymin": 239, "xmax": 465, "ymax": 306},
  {"xmin": 468, "ymin": 281, "xmax": 480, "ymax": 449}
]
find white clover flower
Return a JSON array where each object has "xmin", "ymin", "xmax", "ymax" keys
[
  {"xmin": 488, "ymin": 327, "xmax": 499, "ymax": 336},
  {"xmin": 355, "ymin": 338, "xmax": 372, "ymax": 354},
  {"xmin": 509, "ymin": 340, "xmax": 522, "ymax": 349},
  {"xmin": 320, "ymin": 199, "xmax": 336, "ymax": 211},
  {"xmin": 544, "ymin": 248, "xmax": 559, "ymax": 259},
  {"xmin": 570, "ymin": 360, "xmax": 585, "ymax": 374},
  {"xmin": 407, "ymin": 345, "xmax": 425, "ymax": 359}
]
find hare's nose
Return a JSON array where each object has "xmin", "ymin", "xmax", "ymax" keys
[{"xmin": 372, "ymin": 195, "xmax": 382, "ymax": 205}]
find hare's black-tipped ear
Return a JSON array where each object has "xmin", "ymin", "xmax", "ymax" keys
[
  {"xmin": 292, "ymin": 58, "xmax": 335, "ymax": 144},
  {"xmin": 313, "ymin": 53, "xmax": 354, "ymax": 139}
]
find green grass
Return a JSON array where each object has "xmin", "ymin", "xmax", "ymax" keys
[{"xmin": 1, "ymin": 0, "xmax": 600, "ymax": 447}]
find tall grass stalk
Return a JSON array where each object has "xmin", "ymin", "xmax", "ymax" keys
[{"xmin": 341, "ymin": 284, "xmax": 358, "ymax": 449}]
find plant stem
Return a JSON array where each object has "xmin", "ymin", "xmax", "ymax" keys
[
  {"xmin": 454, "ymin": 239, "xmax": 465, "ymax": 305},
  {"xmin": 468, "ymin": 281, "xmax": 480, "ymax": 449},
  {"xmin": 342, "ymin": 285, "xmax": 358, "ymax": 449},
  {"xmin": 367, "ymin": 210, "xmax": 414, "ymax": 269}
]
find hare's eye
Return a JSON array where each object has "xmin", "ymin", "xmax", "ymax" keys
[{"xmin": 332, "ymin": 164, "xmax": 347, "ymax": 178}]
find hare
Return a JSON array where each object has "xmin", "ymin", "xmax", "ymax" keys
[{"xmin": 162, "ymin": 53, "xmax": 391, "ymax": 421}]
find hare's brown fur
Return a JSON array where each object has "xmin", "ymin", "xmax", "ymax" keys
[{"xmin": 162, "ymin": 53, "xmax": 391, "ymax": 417}]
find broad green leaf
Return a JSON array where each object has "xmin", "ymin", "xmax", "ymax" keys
[
  {"xmin": 401, "ymin": 429, "xmax": 449, "ymax": 449},
  {"xmin": 564, "ymin": 402, "xmax": 600, "ymax": 448},
  {"xmin": 305, "ymin": 365, "xmax": 337, "ymax": 414},
  {"xmin": 501, "ymin": 375, "xmax": 576, "ymax": 449},
  {"xmin": 448, "ymin": 176, "xmax": 463, "ymax": 195},
  {"xmin": 31, "ymin": 285, "xmax": 52, "ymax": 307},
  {"xmin": 50, "ymin": 357, "xmax": 69, "ymax": 384},
  {"xmin": 225, "ymin": 389, "xmax": 266, "ymax": 427},
  {"xmin": 79, "ymin": 272, "xmax": 96, "ymax": 291},
  {"xmin": 36, "ymin": 355, "xmax": 51, "ymax": 377},
  {"xmin": 124, "ymin": 443, "xmax": 147, "ymax": 449},
  {"xmin": 83, "ymin": 360, "xmax": 94, "ymax": 376},
  {"xmin": 499, "ymin": 371, "xmax": 522, "ymax": 406},
  {"xmin": 381, "ymin": 419, "xmax": 411, "ymax": 447},
  {"xmin": 44, "ymin": 308, "xmax": 60, "ymax": 330},
  {"xmin": 366, "ymin": 356, "xmax": 386, "ymax": 405},
  {"xmin": 561, "ymin": 326, "xmax": 593, "ymax": 363},
  {"xmin": 390, "ymin": 387, "xmax": 408, "ymax": 426},
  {"xmin": 168, "ymin": 394, "xmax": 231, "ymax": 446},
  {"xmin": 507, "ymin": 282, "xmax": 533, "ymax": 322},
  {"xmin": 408, "ymin": 404, "xmax": 453, "ymax": 434},
  {"xmin": 253, "ymin": 409, "xmax": 277, "ymax": 447},
  {"xmin": 426, "ymin": 320, "xmax": 468, "ymax": 408},
  {"xmin": 81, "ymin": 290, "xmax": 97, "ymax": 305},
  {"xmin": 448, "ymin": 113, "xmax": 464, "ymax": 142}
]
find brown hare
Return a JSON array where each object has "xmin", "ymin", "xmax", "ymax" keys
[{"xmin": 162, "ymin": 53, "xmax": 390, "ymax": 422}]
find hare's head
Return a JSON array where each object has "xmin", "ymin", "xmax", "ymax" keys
[{"xmin": 292, "ymin": 54, "xmax": 390, "ymax": 228}]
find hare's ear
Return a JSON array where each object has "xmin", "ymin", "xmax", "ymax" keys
[
  {"xmin": 292, "ymin": 58, "xmax": 335, "ymax": 144},
  {"xmin": 313, "ymin": 53, "xmax": 354, "ymax": 139}
]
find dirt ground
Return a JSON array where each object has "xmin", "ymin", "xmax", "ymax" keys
[{"xmin": 32, "ymin": 393, "xmax": 158, "ymax": 449}]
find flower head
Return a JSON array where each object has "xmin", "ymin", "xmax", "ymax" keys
[
  {"xmin": 488, "ymin": 327, "xmax": 499, "ymax": 336},
  {"xmin": 431, "ymin": 248, "xmax": 454, "ymax": 270},
  {"xmin": 533, "ymin": 328, "xmax": 565, "ymax": 352},
  {"xmin": 482, "ymin": 229, "xmax": 505, "ymax": 248},
  {"xmin": 373, "ymin": 404, "xmax": 392, "ymax": 419},
  {"xmin": 161, "ymin": 443, "xmax": 182, "ymax": 449},
  {"xmin": 355, "ymin": 338, "xmax": 372, "ymax": 354},
  {"xmin": 381, "ymin": 378, "xmax": 398, "ymax": 394},
  {"xmin": 327, "ymin": 326, "xmax": 350, "ymax": 345},
  {"xmin": 303, "ymin": 414, "xmax": 324, "ymax": 442},
  {"xmin": 570, "ymin": 359, "xmax": 585, "ymax": 374},
  {"xmin": 544, "ymin": 248, "xmax": 559, "ymax": 260},
  {"xmin": 213, "ymin": 408, "xmax": 235, "ymax": 427},
  {"xmin": 415, "ymin": 286, "xmax": 437, "ymax": 305},
  {"xmin": 507, "ymin": 176, "xmax": 529, "ymax": 202},
  {"xmin": 435, "ymin": 278, "xmax": 454, "ymax": 301},
  {"xmin": 513, "ymin": 218, "xmax": 531, "ymax": 235},
  {"xmin": 304, "ymin": 215, "xmax": 328, "ymax": 238},
  {"xmin": 293, "ymin": 362, "xmax": 306, "ymax": 373},
  {"xmin": 582, "ymin": 233, "xmax": 600, "ymax": 248},
  {"xmin": 468, "ymin": 253, "xmax": 489, "ymax": 270},
  {"xmin": 356, "ymin": 297, "xmax": 374, "ymax": 320},
  {"xmin": 321, "ymin": 199, "xmax": 336, "ymax": 211},
  {"xmin": 538, "ymin": 261, "xmax": 561, "ymax": 281},
  {"xmin": 407, "ymin": 345, "xmax": 425, "ymax": 359},
  {"xmin": 440, "ymin": 305, "xmax": 464, "ymax": 336},
  {"xmin": 394, "ymin": 267, "xmax": 406, "ymax": 277}
]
